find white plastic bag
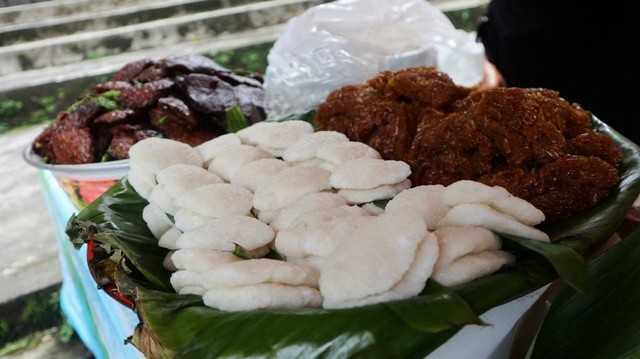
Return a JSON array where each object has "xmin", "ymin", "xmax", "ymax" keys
[{"xmin": 263, "ymin": 0, "xmax": 485, "ymax": 119}]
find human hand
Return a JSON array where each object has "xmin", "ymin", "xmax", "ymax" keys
[{"xmin": 478, "ymin": 59, "xmax": 506, "ymax": 89}]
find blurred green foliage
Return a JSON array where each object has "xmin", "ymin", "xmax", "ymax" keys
[{"xmin": 208, "ymin": 42, "xmax": 274, "ymax": 74}]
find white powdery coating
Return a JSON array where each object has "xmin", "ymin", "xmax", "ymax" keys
[
  {"xmin": 275, "ymin": 205, "xmax": 369, "ymax": 259},
  {"xmin": 385, "ymin": 185, "xmax": 448, "ymax": 230},
  {"xmin": 176, "ymin": 215, "xmax": 275, "ymax": 251},
  {"xmin": 163, "ymin": 251, "xmax": 177, "ymax": 272},
  {"xmin": 204, "ymin": 258, "xmax": 320, "ymax": 287},
  {"xmin": 338, "ymin": 179, "xmax": 411, "ymax": 204},
  {"xmin": 437, "ymin": 203, "xmax": 550, "ymax": 242},
  {"xmin": 299, "ymin": 215, "xmax": 374, "ymax": 258},
  {"xmin": 231, "ymin": 158, "xmax": 290, "ymax": 192},
  {"xmin": 443, "ymin": 180, "xmax": 545, "ymax": 225},
  {"xmin": 330, "ymin": 158, "xmax": 411, "ymax": 190},
  {"xmin": 202, "ymin": 283, "xmax": 322, "ymax": 311},
  {"xmin": 270, "ymin": 192, "xmax": 347, "ymax": 232},
  {"xmin": 319, "ymin": 212, "xmax": 427, "ymax": 304},
  {"xmin": 158, "ymin": 227, "xmax": 182, "ymax": 250},
  {"xmin": 316, "ymin": 141, "xmax": 381, "ymax": 165},
  {"xmin": 287, "ymin": 255, "xmax": 327, "ymax": 272},
  {"xmin": 253, "ymin": 167, "xmax": 331, "ymax": 212},
  {"xmin": 324, "ymin": 232, "xmax": 439, "ymax": 309},
  {"xmin": 127, "ymin": 165, "xmax": 156, "ymax": 199},
  {"xmin": 282, "ymin": 131, "xmax": 349, "ymax": 162},
  {"xmin": 432, "ymin": 250, "xmax": 515, "ymax": 286},
  {"xmin": 170, "ymin": 270, "xmax": 204, "ymax": 292},
  {"xmin": 156, "ymin": 164, "xmax": 223, "ymax": 198},
  {"xmin": 433, "ymin": 226, "xmax": 501, "ymax": 270},
  {"xmin": 148, "ymin": 184, "xmax": 179, "ymax": 215},
  {"xmin": 273, "ymin": 225, "xmax": 308, "ymax": 259},
  {"xmin": 236, "ymin": 120, "xmax": 314, "ymax": 150},
  {"xmin": 142, "ymin": 204, "xmax": 171, "ymax": 239},
  {"xmin": 129, "ymin": 138, "xmax": 203, "ymax": 175},
  {"xmin": 173, "ymin": 208, "xmax": 209, "ymax": 232},
  {"xmin": 254, "ymin": 208, "xmax": 281, "ymax": 224},
  {"xmin": 196, "ymin": 133, "xmax": 241, "ymax": 164},
  {"xmin": 289, "ymin": 158, "xmax": 327, "ymax": 168},
  {"xmin": 150, "ymin": 203, "xmax": 174, "ymax": 226},
  {"xmin": 171, "ymin": 249, "xmax": 241, "ymax": 273},
  {"xmin": 208, "ymin": 144, "xmax": 273, "ymax": 182},
  {"xmin": 175, "ymin": 183, "xmax": 253, "ymax": 218}
]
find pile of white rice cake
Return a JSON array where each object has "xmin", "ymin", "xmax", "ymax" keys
[{"xmin": 127, "ymin": 120, "xmax": 549, "ymax": 311}]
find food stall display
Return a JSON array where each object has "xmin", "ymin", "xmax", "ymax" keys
[
  {"xmin": 64, "ymin": 66, "xmax": 640, "ymax": 358},
  {"xmin": 23, "ymin": 0, "xmax": 640, "ymax": 357}
]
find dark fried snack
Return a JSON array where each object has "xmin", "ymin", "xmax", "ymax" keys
[
  {"xmin": 32, "ymin": 54, "xmax": 266, "ymax": 165},
  {"xmin": 315, "ymin": 67, "xmax": 623, "ymax": 222}
]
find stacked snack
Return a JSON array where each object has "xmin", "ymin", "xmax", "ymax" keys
[
  {"xmin": 314, "ymin": 66, "xmax": 623, "ymax": 222},
  {"xmin": 126, "ymin": 120, "xmax": 547, "ymax": 312}
]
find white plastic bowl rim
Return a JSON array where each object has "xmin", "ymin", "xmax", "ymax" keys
[{"xmin": 22, "ymin": 143, "xmax": 130, "ymax": 180}]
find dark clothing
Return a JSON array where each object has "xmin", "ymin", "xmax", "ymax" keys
[{"xmin": 477, "ymin": 1, "xmax": 639, "ymax": 143}]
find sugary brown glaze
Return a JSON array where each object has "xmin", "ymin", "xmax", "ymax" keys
[
  {"xmin": 32, "ymin": 54, "xmax": 266, "ymax": 165},
  {"xmin": 315, "ymin": 67, "xmax": 622, "ymax": 222}
]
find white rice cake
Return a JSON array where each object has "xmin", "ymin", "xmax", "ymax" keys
[
  {"xmin": 299, "ymin": 215, "xmax": 374, "ymax": 258},
  {"xmin": 148, "ymin": 184, "xmax": 179, "ymax": 215},
  {"xmin": 432, "ymin": 250, "xmax": 515, "ymax": 286},
  {"xmin": 275, "ymin": 205, "xmax": 369, "ymax": 259},
  {"xmin": 253, "ymin": 208, "xmax": 281, "ymax": 224},
  {"xmin": 231, "ymin": 158, "xmax": 290, "ymax": 192},
  {"xmin": 270, "ymin": 192, "xmax": 347, "ymax": 232},
  {"xmin": 175, "ymin": 183, "xmax": 253, "ymax": 218},
  {"xmin": 433, "ymin": 226, "xmax": 501, "ymax": 270},
  {"xmin": 282, "ymin": 131, "xmax": 349, "ymax": 162},
  {"xmin": 149, "ymin": 202, "xmax": 175, "ymax": 226},
  {"xmin": 171, "ymin": 248, "xmax": 241, "ymax": 273},
  {"xmin": 208, "ymin": 144, "xmax": 273, "ymax": 182},
  {"xmin": 385, "ymin": 185, "xmax": 448, "ymax": 230},
  {"xmin": 156, "ymin": 164, "xmax": 223, "ymax": 198},
  {"xmin": 338, "ymin": 179, "xmax": 411, "ymax": 204},
  {"xmin": 236, "ymin": 120, "xmax": 314, "ymax": 152},
  {"xmin": 196, "ymin": 133, "xmax": 241, "ymax": 164},
  {"xmin": 253, "ymin": 167, "xmax": 331, "ymax": 212},
  {"xmin": 204, "ymin": 258, "xmax": 319, "ymax": 287},
  {"xmin": 173, "ymin": 208, "xmax": 209, "ymax": 232},
  {"xmin": 443, "ymin": 180, "xmax": 545, "ymax": 225},
  {"xmin": 286, "ymin": 255, "xmax": 327, "ymax": 272},
  {"xmin": 163, "ymin": 251, "xmax": 177, "ymax": 272},
  {"xmin": 142, "ymin": 204, "xmax": 172, "ymax": 239},
  {"xmin": 170, "ymin": 270, "xmax": 204, "ymax": 293},
  {"xmin": 202, "ymin": 283, "xmax": 322, "ymax": 311},
  {"xmin": 319, "ymin": 212, "xmax": 427, "ymax": 304},
  {"xmin": 128, "ymin": 138, "xmax": 203, "ymax": 175},
  {"xmin": 127, "ymin": 164, "xmax": 156, "ymax": 199},
  {"xmin": 437, "ymin": 203, "xmax": 550, "ymax": 242},
  {"xmin": 316, "ymin": 141, "xmax": 381, "ymax": 166},
  {"xmin": 179, "ymin": 286, "xmax": 206, "ymax": 296},
  {"xmin": 176, "ymin": 215, "xmax": 274, "ymax": 251},
  {"xmin": 289, "ymin": 158, "xmax": 327, "ymax": 169},
  {"xmin": 158, "ymin": 227, "xmax": 182, "ymax": 250},
  {"xmin": 330, "ymin": 158, "xmax": 411, "ymax": 190},
  {"xmin": 324, "ymin": 232, "xmax": 438, "ymax": 309}
]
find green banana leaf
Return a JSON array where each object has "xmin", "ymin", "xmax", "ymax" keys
[
  {"xmin": 530, "ymin": 227, "xmax": 640, "ymax": 359},
  {"xmin": 64, "ymin": 116, "xmax": 640, "ymax": 358}
]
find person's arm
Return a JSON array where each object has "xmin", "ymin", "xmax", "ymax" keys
[{"xmin": 478, "ymin": 59, "xmax": 506, "ymax": 89}]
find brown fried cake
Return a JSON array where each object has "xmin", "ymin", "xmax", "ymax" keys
[{"xmin": 315, "ymin": 67, "xmax": 622, "ymax": 222}]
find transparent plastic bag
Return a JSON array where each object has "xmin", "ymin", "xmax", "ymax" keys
[{"xmin": 263, "ymin": 0, "xmax": 485, "ymax": 119}]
